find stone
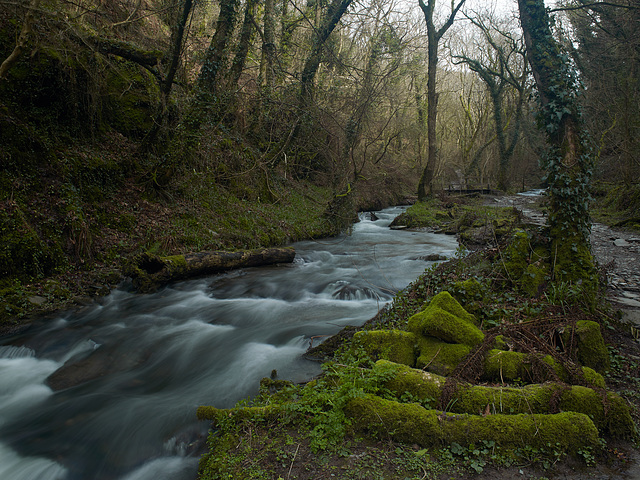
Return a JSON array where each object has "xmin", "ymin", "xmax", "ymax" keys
[
  {"xmin": 621, "ymin": 310, "xmax": 640, "ymax": 327},
  {"xmin": 614, "ymin": 238, "xmax": 631, "ymax": 247},
  {"xmin": 613, "ymin": 297, "xmax": 640, "ymax": 308},
  {"xmin": 27, "ymin": 295, "xmax": 47, "ymax": 305}
]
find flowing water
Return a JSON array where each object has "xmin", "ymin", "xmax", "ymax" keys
[{"xmin": 0, "ymin": 207, "xmax": 458, "ymax": 480}]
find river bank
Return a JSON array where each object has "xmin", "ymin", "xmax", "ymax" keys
[
  {"xmin": 197, "ymin": 192, "xmax": 640, "ymax": 480},
  {"xmin": 0, "ymin": 166, "xmax": 415, "ymax": 337},
  {"xmin": 0, "ymin": 206, "xmax": 459, "ymax": 480}
]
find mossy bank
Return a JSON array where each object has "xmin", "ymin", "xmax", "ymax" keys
[{"xmin": 195, "ymin": 224, "xmax": 640, "ymax": 479}]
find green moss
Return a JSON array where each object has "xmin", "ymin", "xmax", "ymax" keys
[
  {"xmin": 549, "ymin": 229, "xmax": 598, "ymax": 296},
  {"xmin": 483, "ymin": 349, "xmax": 605, "ymax": 388},
  {"xmin": 345, "ymin": 395, "xmax": 599, "ymax": 455},
  {"xmin": 377, "ymin": 363, "xmax": 634, "ymax": 438},
  {"xmin": 104, "ymin": 59, "xmax": 160, "ymax": 137},
  {"xmin": 426, "ymin": 291, "xmax": 478, "ymax": 325},
  {"xmin": 415, "ymin": 336, "xmax": 471, "ymax": 375},
  {"xmin": 377, "ymin": 360, "xmax": 445, "ymax": 404},
  {"xmin": 521, "ymin": 263, "xmax": 548, "ymax": 296},
  {"xmin": 0, "ymin": 205, "xmax": 66, "ymax": 279},
  {"xmin": 163, "ymin": 254, "xmax": 187, "ymax": 267},
  {"xmin": 389, "ymin": 199, "xmax": 452, "ymax": 229},
  {"xmin": 493, "ymin": 335, "xmax": 509, "ymax": 351},
  {"xmin": 502, "ymin": 229, "xmax": 550, "ymax": 295},
  {"xmin": 563, "ymin": 320, "xmax": 610, "ymax": 372},
  {"xmin": 484, "ymin": 349, "xmax": 529, "ymax": 382},
  {"xmin": 408, "ymin": 306, "xmax": 484, "ymax": 347},
  {"xmin": 353, "ymin": 330, "xmax": 417, "ymax": 366},
  {"xmin": 582, "ymin": 366, "xmax": 605, "ymax": 389},
  {"xmin": 196, "ymin": 404, "xmax": 280, "ymax": 423}
]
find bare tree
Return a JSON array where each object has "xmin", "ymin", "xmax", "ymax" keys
[
  {"xmin": 453, "ymin": 15, "xmax": 528, "ymax": 191},
  {"xmin": 416, "ymin": 0, "xmax": 467, "ymax": 199}
]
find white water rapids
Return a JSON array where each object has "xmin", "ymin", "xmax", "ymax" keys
[{"xmin": 0, "ymin": 206, "xmax": 458, "ymax": 480}]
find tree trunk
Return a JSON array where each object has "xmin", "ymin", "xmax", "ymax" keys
[
  {"xmin": 139, "ymin": 0, "xmax": 193, "ymax": 152},
  {"xmin": 417, "ymin": 32, "xmax": 438, "ymax": 200},
  {"xmin": 196, "ymin": 0, "xmax": 240, "ymax": 95},
  {"xmin": 517, "ymin": 0, "xmax": 596, "ymax": 289},
  {"xmin": 162, "ymin": 0, "xmax": 193, "ymax": 98},
  {"xmin": 0, "ymin": 0, "xmax": 41, "ymax": 81},
  {"xmin": 229, "ymin": 0, "xmax": 258, "ymax": 89},
  {"xmin": 299, "ymin": 0, "xmax": 353, "ymax": 107},
  {"xmin": 416, "ymin": 0, "xmax": 466, "ymax": 200},
  {"xmin": 127, "ymin": 247, "xmax": 296, "ymax": 292},
  {"xmin": 259, "ymin": 0, "xmax": 276, "ymax": 93}
]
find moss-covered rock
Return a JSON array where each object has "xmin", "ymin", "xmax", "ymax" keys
[
  {"xmin": 378, "ymin": 360, "xmax": 445, "ymax": 404},
  {"xmin": 408, "ymin": 292, "xmax": 483, "ymax": 346},
  {"xmin": 408, "ymin": 305, "xmax": 484, "ymax": 346},
  {"xmin": 104, "ymin": 59, "xmax": 160, "ymax": 137},
  {"xmin": 345, "ymin": 395, "xmax": 600, "ymax": 455},
  {"xmin": 483, "ymin": 349, "xmax": 605, "ymax": 388},
  {"xmin": 353, "ymin": 330, "xmax": 417, "ymax": 366},
  {"xmin": 415, "ymin": 336, "xmax": 471, "ymax": 375},
  {"xmin": 484, "ymin": 349, "xmax": 533, "ymax": 382},
  {"xmin": 426, "ymin": 291, "xmax": 478, "ymax": 325},
  {"xmin": 564, "ymin": 320, "xmax": 610, "ymax": 372}
]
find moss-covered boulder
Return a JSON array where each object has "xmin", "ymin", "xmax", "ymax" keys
[
  {"xmin": 353, "ymin": 330, "xmax": 417, "ymax": 366},
  {"xmin": 408, "ymin": 292, "xmax": 483, "ymax": 346},
  {"xmin": 564, "ymin": 320, "xmax": 610, "ymax": 372},
  {"xmin": 426, "ymin": 291, "xmax": 478, "ymax": 325},
  {"xmin": 345, "ymin": 395, "xmax": 600, "ymax": 455},
  {"xmin": 415, "ymin": 336, "xmax": 471, "ymax": 375},
  {"xmin": 379, "ymin": 360, "xmax": 445, "ymax": 404}
]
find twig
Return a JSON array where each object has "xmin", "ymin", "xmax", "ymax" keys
[{"xmin": 286, "ymin": 443, "xmax": 300, "ymax": 479}]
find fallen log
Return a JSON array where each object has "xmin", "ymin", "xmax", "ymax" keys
[
  {"xmin": 345, "ymin": 395, "xmax": 599, "ymax": 455},
  {"xmin": 376, "ymin": 360, "xmax": 635, "ymax": 438},
  {"xmin": 126, "ymin": 247, "xmax": 296, "ymax": 293}
]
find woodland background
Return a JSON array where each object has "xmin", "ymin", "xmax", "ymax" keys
[{"xmin": 0, "ymin": 0, "xmax": 639, "ymax": 323}]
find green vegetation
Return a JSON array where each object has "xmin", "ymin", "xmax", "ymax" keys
[
  {"xmin": 591, "ymin": 182, "xmax": 640, "ymax": 231},
  {"xmin": 196, "ymin": 227, "xmax": 639, "ymax": 479},
  {"xmin": 390, "ymin": 197, "xmax": 522, "ymax": 246}
]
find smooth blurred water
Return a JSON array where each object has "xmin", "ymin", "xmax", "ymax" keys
[{"xmin": 0, "ymin": 206, "xmax": 458, "ymax": 480}]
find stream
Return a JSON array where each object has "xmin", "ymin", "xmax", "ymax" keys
[{"xmin": 0, "ymin": 206, "xmax": 458, "ymax": 480}]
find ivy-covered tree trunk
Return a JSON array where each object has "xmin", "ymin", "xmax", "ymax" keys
[
  {"xmin": 517, "ymin": 0, "xmax": 596, "ymax": 290},
  {"xmin": 0, "ymin": 0, "xmax": 41, "ymax": 80},
  {"xmin": 196, "ymin": 0, "xmax": 239, "ymax": 96},
  {"xmin": 229, "ymin": 0, "xmax": 258, "ymax": 90},
  {"xmin": 259, "ymin": 0, "xmax": 276, "ymax": 93}
]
